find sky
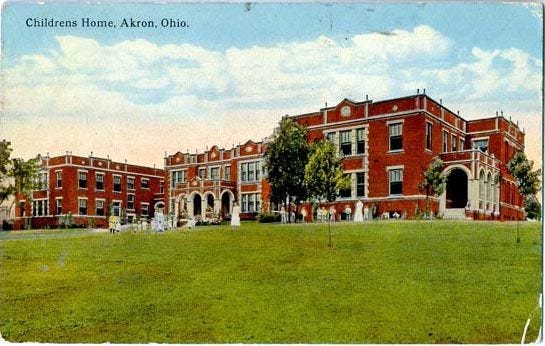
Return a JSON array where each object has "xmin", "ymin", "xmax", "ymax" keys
[{"xmin": 0, "ymin": 1, "xmax": 542, "ymax": 168}]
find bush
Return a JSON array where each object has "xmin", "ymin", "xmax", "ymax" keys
[
  {"xmin": 2, "ymin": 220, "xmax": 13, "ymax": 230},
  {"xmin": 258, "ymin": 213, "xmax": 281, "ymax": 223}
]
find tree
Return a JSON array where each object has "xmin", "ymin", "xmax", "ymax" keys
[
  {"xmin": 264, "ymin": 117, "xmax": 309, "ymax": 222},
  {"xmin": 0, "ymin": 140, "xmax": 15, "ymax": 204},
  {"xmin": 419, "ymin": 157, "xmax": 447, "ymax": 218},
  {"xmin": 507, "ymin": 151, "xmax": 542, "ymax": 220},
  {"xmin": 524, "ymin": 195, "xmax": 541, "ymax": 220},
  {"xmin": 304, "ymin": 140, "xmax": 350, "ymax": 203},
  {"xmin": 0, "ymin": 141, "xmax": 40, "ymax": 229},
  {"xmin": 304, "ymin": 140, "xmax": 351, "ymax": 247}
]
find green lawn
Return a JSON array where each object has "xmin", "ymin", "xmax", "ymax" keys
[{"xmin": 0, "ymin": 221, "xmax": 541, "ymax": 343}]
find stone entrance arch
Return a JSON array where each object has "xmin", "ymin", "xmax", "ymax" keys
[
  {"xmin": 190, "ymin": 193, "xmax": 202, "ymax": 217},
  {"xmin": 446, "ymin": 168, "xmax": 468, "ymax": 208},
  {"xmin": 154, "ymin": 201, "xmax": 165, "ymax": 214}
]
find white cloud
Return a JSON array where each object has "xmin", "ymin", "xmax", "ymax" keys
[{"xmin": 2, "ymin": 25, "xmax": 541, "ymax": 167}]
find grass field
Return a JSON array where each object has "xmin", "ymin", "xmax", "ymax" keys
[{"xmin": 0, "ymin": 221, "xmax": 542, "ymax": 343}]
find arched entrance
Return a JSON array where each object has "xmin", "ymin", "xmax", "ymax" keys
[
  {"xmin": 221, "ymin": 191, "xmax": 233, "ymax": 219},
  {"xmin": 193, "ymin": 194, "xmax": 202, "ymax": 216},
  {"xmin": 446, "ymin": 168, "xmax": 468, "ymax": 208},
  {"xmin": 206, "ymin": 194, "xmax": 214, "ymax": 211}
]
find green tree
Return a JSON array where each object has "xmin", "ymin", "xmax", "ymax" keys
[
  {"xmin": 304, "ymin": 140, "xmax": 350, "ymax": 247},
  {"xmin": 507, "ymin": 151, "xmax": 542, "ymax": 220},
  {"xmin": 0, "ymin": 140, "xmax": 15, "ymax": 204},
  {"xmin": 304, "ymin": 140, "xmax": 351, "ymax": 203},
  {"xmin": 11, "ymin": 155, "xmax": 41, "ymax": 229},
  {"xmin": 524, "ymin": 195, "xmax": 541, "ymax": 220},
  {"xmin": 419, "ymin": 157, "xmax": 447, "ymax": 218},
  {"xmin": 264, "ymin": 117, "xmax": 309, "ymax": 222},
  {"xmin": 0, "ymin": 140, "xmax": 40, "ymax": 228}
]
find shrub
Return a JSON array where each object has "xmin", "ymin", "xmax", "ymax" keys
[{"xmin": 258, "ymin": 213, "xmax": 281, "ymax": 223}]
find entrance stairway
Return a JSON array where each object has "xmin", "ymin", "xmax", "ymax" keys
[{"xmin": 442, "ymin": 208, "xmax": 468, "ymax": 220}]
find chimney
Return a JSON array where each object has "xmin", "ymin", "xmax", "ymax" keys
[
  {"xmin": 423, "ymin": 88, "xmax": 426, "ymax": 95},
  {"xmin": 417, "ymin": 88, "xmax": 420, "ymax": 94},
  {"xmin": 365, "ymin": 94, "xmax": 368, "ymax": 101}
]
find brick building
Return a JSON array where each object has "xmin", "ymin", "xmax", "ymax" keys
[
  {"xmin": 165, "ymin": 92, "xmax": 525, "ymax": 221},
  {"xmin": 14, "ymin": 152, "xmax": 165, "ymax": 229}
]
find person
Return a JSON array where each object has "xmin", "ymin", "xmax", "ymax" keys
[
  {"xmin": 363, "ymin": 206, "xmax": 370, "ymax": 220},
  {"xmin": 156, "ymin": 211, "xmax": 165, "ymax": 232},
  {"xmin": 115, "ymin": 220, "xmax": 121, "ymax": 233},
  {"xmin": 231, "ymin": 202, "xmax": 241, "ymax": 227},
  {"xmin": 344, "ymin": 205, "xmax": 352, "ymax": 222},
  {"xmin": 354, "ymin": 200, "xmax": 364, "ymax": 222},
  {"xmin": 280, "ymin": 206, "xmax": 287, "ymax": 223},
  {"xmin": 329, "ymin": 206, "xmax": 336, "ymax": 222},
  {"xmin": 301, "ymin": 207, "xmax": 308, "ymax": 223},
  {"xmin": 187, "ymin": 217, "xmax": 196, "ymax": 229},
  {"xmin": 108, "ymin": 215, "xmax": 117, "ymax": 234},
  {"xmin": 321, "ymin": 207, "xmax": 328, "ymax": 222}
]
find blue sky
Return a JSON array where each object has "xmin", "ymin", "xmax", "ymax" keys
[{"xmin": 1, "ymin": 1, "xmax": 542, "ymax": 167}]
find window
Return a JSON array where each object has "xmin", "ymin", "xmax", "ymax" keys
[
  {"xmin": 459, "ymin": 139, "xmax": 465, "ymax": 151},
  {"xmin": 248, "ymin": 162, "xmax": 255, "ymax": 181},
  {"xmin": 127, "ymin": 177, "xmax": 135, "ymax": 190},
  {"xmin": 96, "ymin": 173, "xmax": 104, "ymax": 190},
  {"xmin": 96, "ymin": 200, "xmax": 105, "ymax": 216},
  {"xmin": 256, "ymin": 162, "xmax": 261, "ymax": 181},
  {"xmin": 112, "ymin": 201, "xmax": 121, "ymax": 216},
  {"xmin": 56, "ymin": 198, "xmax": 62, "ymax": 215},
  {"xmin": 389, "ymin": 123, "xmax": 403, "ymax": 151},
  {"xmin": 32, "ymin": 200, "xmax": 47, "ymax": 216},
  {"xmin": 389, "ymin": 169, "xmax": 403, "ymax": 195},
  {"xmin": 241, "ymin": 163, "xmax": 247, "ymax": 181},
  {"xmin": 141, "ymin": 178, "xmax": 149, "ymax": 189},
  {"xmin": 56, "ymin": 171, "xmax": 62, "ymax": 188},
  {"xmin": 39, "ymin": 172, "xmax": 48, "ymax": 190},
  {"xmin": 198, "ymin": 168, "xmax": 206, "ymax": 179},
  {"xmin": 356, "ymin": 128, "xmax": 365, "ymax": 154},
  {"xmin": 20, "ymin": 201, "xmax": 26, "ymax": 217},
  {"xmin": 473, "ymin": 139, "xmax": 488, "ymax": 153},
  {"xmin": 210, "ymin": 167, "xmax": 219, "ymax": 180},
  {"xmin": 451, "ymin": 134, "xmax": 457, "ymax": 152},
  {"xmin": 339, "ymin": 174, "xmax": 352, "ymax": 198},
  {"xmin": 159, "ymin": 181, "xmax": 164, "ymax": 194},
  {"xmin": 241, "ymin": 193, "xmax": 261, "ymax": 213},
  {"xmin": 113, "ymin": 175, "xmax": 121, "ymax": 192},
  {"xmin": 141, "ymin": 203, "xmax": 149, "ymax": 216},
  {"xmin": 442, "ymin": 131, "xmax": 448, "ymax": 153},
  {"xmin": 127, "ymin": 194, "xmax": 135, "ymax": 210},
  {"xmin": 240, "ymin": 161, "xmax": 261, "ymax": 182},
  {"xmin": 79, "ymin": 198, "xmax": 87, "ymax": 215},
  {"xmin": 340, "ymin": 130, "xmax": 352, "ymax": 156},
  {"xmin": 78, "ymin": 171, "xmax": 87, "ymax": 189},
  {"xmin": 326, "ymin": 132, "xmax": 335, "ymax": 143},
  {"xmin": 171, "ymin": 170, "xmax": 186, "ymax": 187},
  {"xmin": 356, "ymin": 173, "xmax": 365, "ymax": 197},
  {"xmin": 224, "ymin": 165, "xmax": 231, "ymax": 180},
  {"xmin": 426, "ymin": 122, "xmax": 432, "ymax": 150}
]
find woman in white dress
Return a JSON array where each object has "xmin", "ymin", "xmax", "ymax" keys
[
  {"xmin": 231, "ymin": 202, "xmax": 241, "ymax": 227},
  {"xmin": 354, "ymin": 200, "xmax": 364, "ymax": 222}
]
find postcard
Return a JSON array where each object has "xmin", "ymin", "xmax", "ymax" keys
[{"xmin": 0, "ymin": 1, "xmax": 542, "ymax": 344}]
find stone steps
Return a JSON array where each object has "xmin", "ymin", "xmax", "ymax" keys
[{"xmin": 443, "ymin": 208, "xmax": 468, "ymax": 220}]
